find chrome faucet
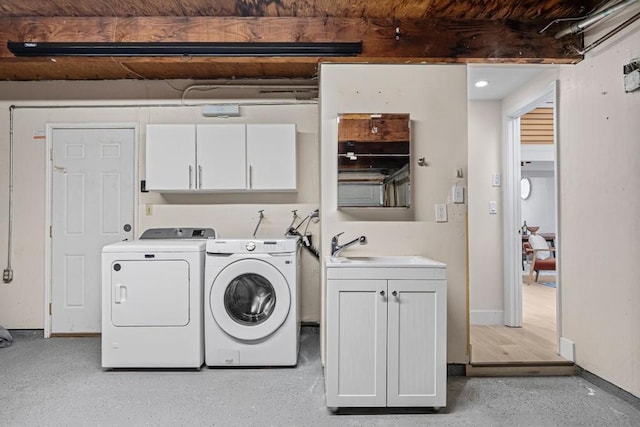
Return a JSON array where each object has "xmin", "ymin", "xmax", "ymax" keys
[{"xmin": 331, "ymin": 232, "xmax": 367, "ymax": 257}]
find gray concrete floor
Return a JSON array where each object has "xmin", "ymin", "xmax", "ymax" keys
[{"xmin": 1, "ymin": 327, "xmax": 639, "ymax": 427}]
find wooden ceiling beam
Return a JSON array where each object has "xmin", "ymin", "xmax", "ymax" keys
[{"xmin": 0, "ymin": 16, "xmax": 583, "ymax": 80}]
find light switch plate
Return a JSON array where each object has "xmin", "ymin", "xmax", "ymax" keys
[
  {"xmin": 435, "ymin": 204, "xmax": 448, "ymax": 222},
  {"xmin": 492, "ymin": 173, "xmax": 502, "ymax": 187},
  {"xmin": 452, "ymin": 186, "xmax": 464, "ymax": 204},
  {"xmin": 489, "ymin": 201, "xmax": 497, "ymax": 214}
]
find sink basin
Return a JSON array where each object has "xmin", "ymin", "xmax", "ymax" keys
[{"xmin": 326, "ymin": 255, "xmax": 444, "ymax": 268}]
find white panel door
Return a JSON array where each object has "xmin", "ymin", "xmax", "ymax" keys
[
  {"xmin": 196, "ymin": 124, "xmax": 246, "ymax": 190},
  {"xmin": 326, "ymin": 279, "xmax": 387, "ymax": 408},
  {"xmin": 110, "ymin": 260, "xmax": 189, "ymax": 327},
  {"xmin": 246, "ymin": 124, "xmax": 296, "ymax": 190},
  {"xmin": 52, "ymin": 127, "xmax": 135, "ymax": 333},
  {"xmin": 387, "ymin": 279, "xmax": 447, "ymax": 407},
  {"xmin": 146, "ymin": 124, "xmax": 196, "ymax": 190}
]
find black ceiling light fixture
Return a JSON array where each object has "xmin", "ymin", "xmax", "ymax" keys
[{"xmin": 7, "ymin": 41, "xmax": 363, "ymax": 57}]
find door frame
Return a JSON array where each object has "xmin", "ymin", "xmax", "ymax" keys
[
  {"xmin": 502, "ymin": 81, "xmax": 560, "ymax": 336},
  {"xmin": 44, "ymin": 123, "xmax": 139, "ymax": 338}
]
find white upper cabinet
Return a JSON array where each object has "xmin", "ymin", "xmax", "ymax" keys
[
  {"xmin": 246, "ymin": 124, "xmax": 297, "ymax": 191},
  {"xmin": 146, "ymin": 124, "xmax": 196, "ymax": 191},
  {"xmin": 196, "ymin": 124, "xmax": 246, "ymax": 190},
  {"xmin": 146, "ymin": 123, "xmax": 296, "ymax": 192}
]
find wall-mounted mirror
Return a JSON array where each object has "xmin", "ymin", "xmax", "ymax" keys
[
  {"xmin": 521, "ymin": 177, "xmax": 531, "ymax": 200},
  {"xmin": 337, "ymin": 113, "xmax": 410, "ymax": 208}
]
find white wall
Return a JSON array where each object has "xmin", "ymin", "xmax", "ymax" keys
[
  {"xmin": 0, "ymin": 86, "xmax": 321, "ymax": 328},
  {"xmin": 468, "ymin": 101, "xmax": 504, "ymax": 325},
  {"xmin": 521, "ymin": 172, "xmax": 556, "ymax": 234},
  {"xmin": 492, "ymin": 25, "xmax": 640, "ymax": 397},
  {"xmin": 320, "ymin": 64, "xmax": 469, "ymax": 363},
  {"xmin": 558, "ymin": 26, "xmax": 640, "ymax": 397}
]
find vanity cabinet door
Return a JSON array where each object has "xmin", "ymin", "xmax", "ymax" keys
[
  {"xmin": 146, "ymin": 124, "xmax": 196, "ymax": 191},
  {"xmin": 386, "ymin": 279, "xmax": 447, "ymax": 408},
  {"xmin": 326, "ymin": 279, "xmax": 387, "ymax": 408},
  {"xmin": 246, "ymin": 124, "xmax": 296, "ymax": 190}
]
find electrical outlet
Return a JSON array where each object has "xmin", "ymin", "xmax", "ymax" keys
[
  {"xmin": 3, "ymin": 269, "xmax": 13, "ymax": 283},
  {"xmin": 435, "ymin": 204, "xmax": 448, "ymax": 222},
  {"xmin": 492, "ymin": 173, "xmax": 502, "ymax": 187}
]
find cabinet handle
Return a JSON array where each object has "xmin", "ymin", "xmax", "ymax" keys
[
  {"xmin": 198, "ymin": 165, "xmax": 203, "ymax": 189},
  {"xmin": 380, "ymin": 290, "xmax": 385, "ymax": 296},
  {"xmin": 189, "ymin": 165, "xmax": 193, "ymax": 189},
  {"xmin": 392, "ymin": 290, "xmax": 398, "ymax": 297},
  {"xmin": 248, "ymin": 164, "xmax": 253, "ymax": 189}
]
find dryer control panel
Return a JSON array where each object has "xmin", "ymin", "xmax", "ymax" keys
[{"xmin": 140, "ymin": 227, "xmax": 216, "ymax": 239}]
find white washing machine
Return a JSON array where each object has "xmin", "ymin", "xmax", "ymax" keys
[
  {"xmin": 204, "ymin": 238, "xmax": 300, "ymax": 367},
  {"xmin": 101, "ymin": 227, "xmax": 215, "ymax": 369}
]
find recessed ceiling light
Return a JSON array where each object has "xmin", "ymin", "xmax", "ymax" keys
[{"xmin": 475, "ymin": 80, "xmax": 489, "ymax": 88}]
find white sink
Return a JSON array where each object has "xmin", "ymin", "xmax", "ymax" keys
[{"xmin": 326, "ymin": 255, "xmax": 444, "ymax": 268}]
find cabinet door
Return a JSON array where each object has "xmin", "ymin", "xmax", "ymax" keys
[
  {"xmin": 246, "ymin": 124, "xmax": 296, "ymax": 190},
  {"xmin": 196, "ymin": 124, "xmax": 246, "ymax": 190},
  {"xmin": 146, "ymin": 124, "xmax": 196, "ymax": 190},
  {"xmin": 326, "ymin": 279, "xmax": 387, "ymax": 408},
  {"xmin": 387, "ymin": 279, "xmax": 447, "ymax": 407}
]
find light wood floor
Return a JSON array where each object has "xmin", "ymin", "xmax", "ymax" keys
[{"xmin": 470, "ymin": 276, "xmax": 569, "ymax": 364}]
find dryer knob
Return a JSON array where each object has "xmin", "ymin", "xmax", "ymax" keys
[{"xmin": 245, "ymin": 241, "xmax": 256, "ymax": 252}]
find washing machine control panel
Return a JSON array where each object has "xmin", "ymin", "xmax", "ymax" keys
[{"xmin": 207, "ymin": 238, "xmax": 299, "ymax": 254}]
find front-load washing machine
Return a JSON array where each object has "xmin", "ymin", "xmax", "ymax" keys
[
  {"xmin": 204, "ymin": 238, "xmax": 300, "ymax": 366},
  {"xmin": 101, "ymin": 227, "xmax": 215, "ymax": 369}
]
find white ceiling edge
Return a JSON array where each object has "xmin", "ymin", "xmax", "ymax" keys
[{"xmin": 467, "ymin": 64, "xmax": 561, "ymax": 101}]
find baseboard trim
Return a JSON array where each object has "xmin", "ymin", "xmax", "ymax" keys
[
  {"xmin": 50, "ymin": 333, "xmax": 100, "ymax": 337},
  {"xmin": 559, "ymin": 337, "xmax": 575, "ymax": 361},
  {"xmin": 466, "ymin": 364, "xmax": 577, "ymax": 377},
  {"xmin": 470, "ymin": 310, "xmax": 504, "ymax": 325},
  {"xmin": 577, "ymin": 366, "xmax": 640, "ymax": 410}
]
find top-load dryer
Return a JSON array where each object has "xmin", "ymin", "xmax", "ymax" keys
[
  {"xmin": 204, "ymin": 238, "xmax": 300, "ymax": 367},
  {"xmin": 101, "ymin": 227, "xmax": 215, "ymax": 369}
]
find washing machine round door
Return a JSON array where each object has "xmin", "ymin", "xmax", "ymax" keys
[{"xmin": 210, "ymin": 258, "xmax": 291, "ymax": 341}]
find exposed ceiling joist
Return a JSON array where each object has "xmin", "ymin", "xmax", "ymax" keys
[
  {"xmin": 0, "ymin": 16, "xmax": 582, "ymax": 80},
  {"xmin": 0, "ymin": 0, "xmax": 600, "ymax": 81}
]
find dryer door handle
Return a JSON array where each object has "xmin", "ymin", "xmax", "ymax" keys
[{"xmin": 114, "ymin": 284, "xmax": 127, "ymax": 304}]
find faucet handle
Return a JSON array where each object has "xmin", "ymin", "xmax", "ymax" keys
[{"xmin": 332, "ymin": 232, "xmax": 344, "ymax": 241}]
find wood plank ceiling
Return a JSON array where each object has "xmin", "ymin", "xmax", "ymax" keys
[{"xmin": 0, "ymin": 0, "xmax": 598, "ymax": 81}]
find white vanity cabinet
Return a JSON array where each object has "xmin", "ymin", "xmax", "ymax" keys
[
  {"xmin": 145, "ymin": 123, "xmax": 296, "ymax": 191},
  {"xmin": 325, "ymin": 257, "xmax": 447, "ymax": 409}
]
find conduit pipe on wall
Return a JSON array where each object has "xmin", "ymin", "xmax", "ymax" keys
[
  {"xmin": 3, "ymin": 106, "xmax": 15, "ymax": 283},
  {"xmin": 180, "ymin": 84, "xmax": 318, "ymax": 105},
  {"xmin": 554, "ymin": 0, "xmax": 639, "ymax": 39},
  {"xmin": 539, "ymin": 0, "xmax": 617, "ymax": 34},
  {"xmin": 572, "ymin": 11, "xmax": 640, "ymax": 54}
]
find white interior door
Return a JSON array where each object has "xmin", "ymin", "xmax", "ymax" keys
[{"xmin": 51, "ymin": 127, "xmax": 135, "ymax": 333}]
